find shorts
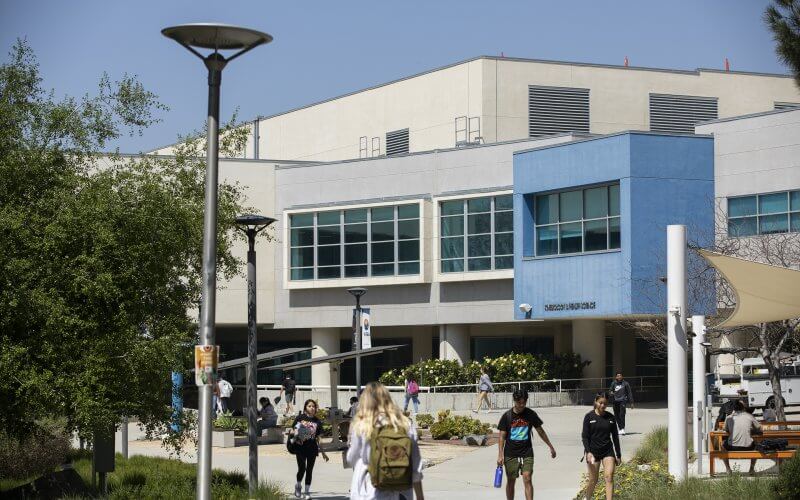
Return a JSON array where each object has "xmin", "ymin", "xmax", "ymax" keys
[
  {"xmin": 589, "ymin": 447, "xmax": 616, "ymax": 461},
  {"xmin": 504, "ymin": 456, "xmax": 534, "ymax": 478},
  {"xmin": 285, "ymin": 392, "xmax": 295, "ymax": 404},
  {"xmin": 723, "ymin": 442, "xmax": 755, "ymax": 451}
]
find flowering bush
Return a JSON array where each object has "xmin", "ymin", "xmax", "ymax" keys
[
  {"xmin": 415, "ymin": 414, "xmax": 434, "ymax": 429},
  {"xmin": 575, "ymin": 461, "xmax": 673, "ymax": 500},
  {"xmin": 380, "ymin": 352, "xmax": 588, "ymax": 391},
  {"xmin": 428, "ymin": 410, "xmax": 491, "ymax": 440}
]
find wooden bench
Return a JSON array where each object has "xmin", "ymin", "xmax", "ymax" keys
[{"xmin": 708, "ymin": 430, "xmax": 800, "ymax": 476}]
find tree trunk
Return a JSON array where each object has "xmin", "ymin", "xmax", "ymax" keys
[{"xmin": 763, "ymin": 352, "xmax": 786, "ymax": 422}]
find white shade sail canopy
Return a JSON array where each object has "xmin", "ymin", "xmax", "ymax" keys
[{"xmin": 699, "ymin": 249, "xmax": 800, "ymax": 327}]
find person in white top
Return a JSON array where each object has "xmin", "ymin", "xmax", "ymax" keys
[
  {"xmin": 346, "ymin": 382, "xmax": 425, "ymax": 500},
  {"xmin": 217, "ymin": 374, "xmax": 234, "ymax": 413}
]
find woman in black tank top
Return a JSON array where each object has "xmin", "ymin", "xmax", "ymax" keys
[{"xmin": 580, "ymin": 394, "xmax": 621, "ymax": 500}]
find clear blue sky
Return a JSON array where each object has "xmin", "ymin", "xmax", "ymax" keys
[{"xmin": 0, "ymin": 0, "xmax": 789, "ymax": 153}]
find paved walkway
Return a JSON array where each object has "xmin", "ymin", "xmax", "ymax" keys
[{"xmin": 116, "ymin": 404, "xmax": 670, "ymax": 499}]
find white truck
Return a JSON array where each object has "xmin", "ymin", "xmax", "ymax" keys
[{"xmin": 738, "ymin": 356, "xmax": 800, "ymax": 409}]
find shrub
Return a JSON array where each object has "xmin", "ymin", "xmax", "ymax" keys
[
  {"xmin": 212, "ymin": 411, "xmax": 246, "ymax": 433},
  {"xmin": 416, "ymin": 414, "xmax": 434, "ymax": 429},
  {"xmin": 774, "ymin": 448, "xmax": 800, "ymax": 499},
  {"xmin": 575, "ymin": 461, "xmax": 673, "ymax": 500},
  {"xmin": 624, "ymin": 473, "xmax": 776, "ymax": 499},
  {"xmin": 429, "ymin": 410, "xmax": 490, "ymax": 440},
  {"xmin": 631, "ymin": 426, "xmax": 668, "ymax": 464},
  {"xmin": 0, "ymin": 418, "xmax": 72, "ymax": 481}
]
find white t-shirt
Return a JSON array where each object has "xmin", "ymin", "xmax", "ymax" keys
[{"xmin": 218, "ymin": 379, "xmax": 233, "ymax": 398}]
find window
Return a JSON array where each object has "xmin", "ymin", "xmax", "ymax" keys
[
  {"xmin": 289, "ymin": 203, "xmax": 420, "ymax": 280},
  {"xmin": 534, "ymin": 183, "xmax": 620, "ymax": 256},
  {"xmin": 649, "ymin": 94, "xmax": 718, "ymax": 134},
  {"xmin": 727, "ymin": 190, "xmax": 800, "ymax": 237},
  {"xmin": 386, "ymin": 128, "xmax": 409, "ymax": 156},
  {"xmin": 440, "ymin": 194, "xmax": 513, "ymax": 273},
  {"xmin": 528, "ymin": 85, "xmax": 590, "ymax": 137}
]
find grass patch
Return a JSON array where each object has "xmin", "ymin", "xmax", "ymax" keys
[
  {"xmin": 625, "ymin": 474, "xmax": 777, "ymax": 499},
  {"xmin": 65, "ymin": 451, "xmax": 284, "ymax": 499},
  {"xmin": 630, "ymin": 426, "xmax": 694, "ymax": 464}
]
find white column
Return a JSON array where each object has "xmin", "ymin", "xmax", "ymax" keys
[
  {"xmin": 691, "ymin": 315, "xmax": 706, "ymax": 474},
  {"xmin": 667, "ymin": 225, "xmax": 688, "ymax": 480},
  {"xmin": 572, "ymin": 319, "xmax": 606, "ymax": 380},
  {"xmin": 311, "ymin": 328, "xmax": 340, "ymax": 387},
  {"xmin": 439, "ymin": 324, "xmax": 469, "ymax": 365}
]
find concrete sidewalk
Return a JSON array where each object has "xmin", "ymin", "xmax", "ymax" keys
[{"xmin": 115, "ymin": 404, "xmax": 669, "ymax": 499}]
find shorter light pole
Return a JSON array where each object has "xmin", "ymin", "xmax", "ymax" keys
[
  {"xmin": 347, "ymin": 288, "xmax": 367, "ymax": 394},
  {"xmin": 691, "ymin": 314, "xmax": 706, "ymax": 474},
  {"xmin": 235, "ymin": 214, "xmax": 276, "ymax": 496}
]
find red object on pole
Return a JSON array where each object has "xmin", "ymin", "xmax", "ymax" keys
[
  {"xmin": 725, "ymin": 58, "xmax": 730, "ymax": 71},
  {"xmin": 624, "ymin": 56, "xmax": 629, "ymax": 67}
]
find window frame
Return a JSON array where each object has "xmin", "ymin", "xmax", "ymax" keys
[
  {"xmin": 532, "ymin": 182, "xmax": 621, "ymax": 258},
  {"xmin": 727, "ymin": 190, "xmax": 800, "ymax": 237}
]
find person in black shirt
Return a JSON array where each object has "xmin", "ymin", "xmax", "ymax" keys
[
  {"xmin": 581, "ymin": 394, "xmax": 621, "ymax": 500},
  {"xmin": 279, "ymin": 372, "xmax": 297, "ymax": 416},
  {"xmin": 608, "ymin": 372, "xmax": 633, "ymax": 434},
  {"xmin": 289, "ymin": 399, "xmax": 329, "ymax": 499},
  {"xmin": 497, "ymin": 389, "xmax": 557, "ymax": 500}
]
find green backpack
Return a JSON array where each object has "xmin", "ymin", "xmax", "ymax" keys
[{"xmin": 368, "ymin": 424, "xmax": 413, "ymax": 490}]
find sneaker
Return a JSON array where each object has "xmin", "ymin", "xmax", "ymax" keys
[
  {"xmin": 620, "ymin": 429, "xmax": 626, "ymax": 435},
  {"xmin": 294, "ymin": 483, "xmax": 302, "ymax": 498},
  {"xmin": 303, "ymin": 493, "xmax": 312, "ymax": 499}
]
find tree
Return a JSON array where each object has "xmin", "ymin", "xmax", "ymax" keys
[
  {"xmin": 0, "ymin": 40, "xmax": 251, "ymax": 447},
  {"xmin": 765, "ymin": 0, "xmax": 800, "ymax": 88}
]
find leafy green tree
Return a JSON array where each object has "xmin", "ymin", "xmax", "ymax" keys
[
  {"xmin": 0, "ymin": 39, "xmax": 249, "ymax": 447},
  {"xmin": 765, "ymin": 0, "xmax": 800, "ymax": 88}
]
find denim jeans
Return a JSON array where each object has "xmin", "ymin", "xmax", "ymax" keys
[{"xmin": 404, "ymin": 393, "xmax": 419, "ymax": 413}]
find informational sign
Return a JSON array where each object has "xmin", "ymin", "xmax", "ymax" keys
[
  {"xmin": 361, "ymin": 307, "xmax": 372, "ymax": 349},
  {"xmin": 194, "ymin": 345, "xmax": 219, "ymax": 386}
]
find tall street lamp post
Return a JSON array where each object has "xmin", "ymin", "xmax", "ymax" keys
[
  {"xmin": 347, "ymin": 288, "xmax": 367, "ymax": 394},
  {"xmin": 162, "ymin": 24, "xmax": 272, "ymax": 500},
  {"xmin": 235, "ymin": 214, "xmax": 276, "ymax": 496}
]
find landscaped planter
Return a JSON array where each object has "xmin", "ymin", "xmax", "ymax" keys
[{"xmin": 212, "ymin": 429, "xmax": 235, "ymax": 448}]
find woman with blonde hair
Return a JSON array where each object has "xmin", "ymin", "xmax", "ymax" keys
[{"xmin": 346, "ymin": 382, "xmax": 424, "ymax": 500}]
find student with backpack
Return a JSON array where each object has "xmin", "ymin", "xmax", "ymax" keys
[
  {"xmin": 403, "ymin": 373, "xmax": 421, "ymax": 414},
  {"xmin": 497, "ymin": 389, "xmax": 557, "ymax": 500},
  {"xmin": 346, "ymin": 382, "xmax": 424, "ymax": 500}
]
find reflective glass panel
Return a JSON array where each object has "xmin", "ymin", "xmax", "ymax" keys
[
  {"xmin": 495, "ymin": 195, "xmax": 513, "ymax": 210},
  {"xmin": 559, "ymin": 222, "xmax": 583, "ymax": 254},
  {"xmin": 792, "ymin": 213, "xmax": 800, "ymax": 233},
  {"xmin": 371, "ymin": 221, "xmax": 394, "ymax": 241},
  {"xmin": 494, "ymin": 211, "xmax": 513, "ymax": 232},
  {"xmin": 344, "ymin": 209, "xmax": 367, "ymax": 223},
  {"xmin": 584, "ymin": 187, "xmax": 608, "ymax": 219},
  {"xmin": 398, "ymin": 204, "xmax": 419, "ymax": 219},
  {"xmin": 791, "ymin": 191, "xmax": 800, "ymax": 211},
  {"xmin": 442, "ymin": 259, "xmax": 464, "ymax": 273},
  {"xmin": 494, "ymin": 233, "xmax": 513, "ymax": 255},
  {"xmin": 467, "ymin": 213, "xmax": 491, "ymax": 234},
  {"xmin": 467, "ymin": 234, "xmax": 491, "ymax": 257},
  {"xmin": 495, "ymin": 256, "xmax": 513, "ymax": 269},
  {"xmin": 727, "ymin": 217, "xmax": 756, "ymax": 237},
  {"xmin": 441, "ymin": 200, "xmax": 464, "ymax": 216},
  {"xmin": 291, "ymin": 228, "xmax": 314, "ymax": 246},
  {"xmin": 345, "ymin": 244, "xmax": 367, "ymax": 264},
  {"xmin": 317, "ymin": 266, "xmax": 341, "ymax": 279},
  {"xmin": 344, "ymin": 223, "xmax": 367, "ymax": 243},
  {"xmin": 467, "ymin": 197, "xmax": 491, "ymax": 213},
  {"xmin": 371, "ymin": 263, "xmax": 394, "ymax": 276},
  {"xmin": 609, "ymin": 185, "xmax": 620, "ymax": 216},
  {"xmin": 609, "ymin": 217, "xmax": 621, "ymax": 249},
  {"xmin": 441, "ymin": 216, "xmax": 464, "ymax": 236},
  {"xmin": 536, "ymin": 225, "xmax": 558, "ymax": 256},
  {"xmin": 317, "ymin": 211, "xmax": 340, "ymax": 225},
  {"xmin": 468, "ymin": 258, "xmax": 492, "ymax": 271},
  {"xmin": 317, "ymin": 225, "xmax": 340, "ymax": 245},
  {"xmin": 398, "ymin": 219, "xmax": 419, "ymax": 239},
  {"xmin": 291, "ymin": 247, "xmax": 314, "ymax": 267},
  {"xmin": 371, "ymin": 206, "xmax": 394, "ymax": 221},
  {"xmin": 317, "ymin": 246, "xmax": 340, "ymax": 266},
  {"xmin": 290, "ymin": 268, "xmax": 314, "ymax": 280},
  {"xmin": 290, "ymin": 213, "xmax": 313, "ymax": 227},
  {"xmin": 584, "ymin": 219, "xmax": 608, "ymax": 252},
  {"xmin": 728, "ymin": 196, "xmax": 757, "ymax": 217},
  {"xmin": 398, "ymin": 240, "xmax": 419, "ymax": 261},
  {"xmin": 559, "ymin": 190, "xmax": 582, "ymax": 222},
  {"xmin": 760, "ymin": 214, "xmax": 788, "ymax": 234},
  {"xmin": 441, "ymin": 237, "xmax": 464, "ymax": 259},
  {"xmin": 535, "ymin": 194, "xmax": 558, "ymax": 224},
  {"xmin": 398, "ymin": 262, "xmax": 419, "ymax": 275},
  {"xmin": 371, "ymin": 242, "xmax": 394, "ymax": 263},
  {"xmin": 345, "ymin": 265, "xmax": 368, "ymax": 277},
  {"xmin": 759, "ymin": 193, "xmax": 788, "ymax": 214}
]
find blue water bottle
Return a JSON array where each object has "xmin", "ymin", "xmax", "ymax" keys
[{"xmin": 493, "ymin": 465, "xmax": 503, "ymax": 488}]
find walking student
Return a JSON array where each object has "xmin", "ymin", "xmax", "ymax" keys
[
  {"xmin": 497, "ymin": 389, "xmax": 557, "ymax": 500},
  {"xmin": 289, "ymin": 399, "xmax": 329, "ymax": 499},
  {"xmin": 346, "ymin": 382, "xmax": 425, "ymax": 500},
  {"xmin": 581, "ymin": 394, "xmax": 622, "ymax": 500},
  {"xmin": 217, "ymin": 373, "xmax": 233, "ymax": 413},
  {"xmin": 608, "ymin": 372, "xmax": 633, "ymax": 434},
  {"xmin": 403, "ymin": 373, "xmax": 421, "ymax": 414},
  {"xmin": 473, "ymin": 366, "xmax": 494, "ymax": 413},
  {"xmin": 279, "ymin": 372, "xmax": 298, "ymax": 416}
]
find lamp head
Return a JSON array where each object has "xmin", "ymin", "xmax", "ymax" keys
[
  {"xmin": 235, "ymin": 214, "xmax": 276, "ymax": 228},
  {"xmin": 347, "ymin": 287, "xmax": 367, "ymax": 298},
  {"xmin": 162, "ymin": 23, "xmax": 272, "ymax": 51}
]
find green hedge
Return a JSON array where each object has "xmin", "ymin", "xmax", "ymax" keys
[
  {"xmin": 428, "ymin": 410, "xmax": 491, "ymax": 440},
  {"xmin": 379, "ymin": 353, "xmax": 589, "ymax": 391}
]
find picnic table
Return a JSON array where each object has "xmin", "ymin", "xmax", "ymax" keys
[{"xmin": 708, "ymin": 422, "xmax": 800, "ymax": 476}]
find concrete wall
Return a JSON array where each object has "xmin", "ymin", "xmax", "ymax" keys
[{"xmin": 512, "ymin": 132, "xmax": 714, "ymax": 321}]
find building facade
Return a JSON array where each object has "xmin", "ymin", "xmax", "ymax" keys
[{"xmin": 151, "ymin": 57, "xmax": 800, "ymax": 390}]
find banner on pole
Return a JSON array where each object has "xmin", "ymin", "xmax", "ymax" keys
[
  {"xmin": 361, "ymin": 307, "xmax": 372, "ymax": 349},
  {"xmin": 194, "ymin": 345, "xmax": 219, "ymax": 386}
]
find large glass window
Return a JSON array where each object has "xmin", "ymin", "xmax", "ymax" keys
[
  {"xmin": 727, "ymin": 190, "xmax": 800, "ymax": 237},
  {"xmin": 289, "ymin": 203, "xmax": 420, "ymax": 280},
  {"xmin": 534, "ymin": 183, "xmax": 621, "ymax": 256},
  {"xmin": 439, "ymin": 194, "xmax": 513, "ymax": 273}
]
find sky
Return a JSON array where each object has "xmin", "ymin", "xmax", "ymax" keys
[{"xmin": 0, "ymin": 0, "xmax": 790, "ymax": 153}]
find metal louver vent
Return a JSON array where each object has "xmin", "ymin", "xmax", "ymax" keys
[
  {"xmin": 386, "ymin": 128, "xmax": 409, "ymax": 156},
  {"xmin": 528, "ymin": 85, "xmax": 590, "ymax": 137},
  {"xmin": 775, "ymin": 102, "xmax": 800, "ymax": 110},
  {"xmin": 649, "ymin": 93, "xmax": 718, "ymax": 134}
]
